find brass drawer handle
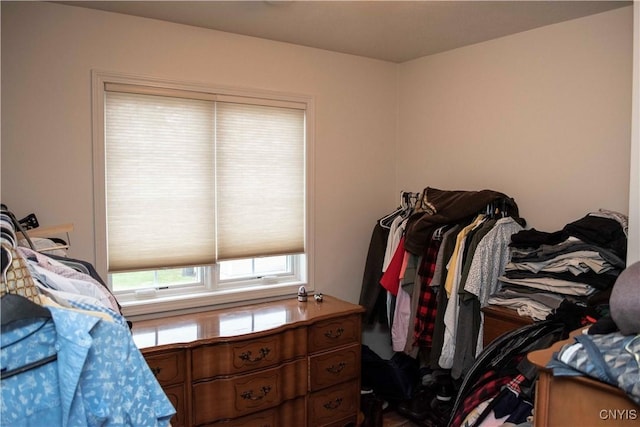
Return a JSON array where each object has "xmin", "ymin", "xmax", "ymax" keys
[
  {"xmin": 239, "ymin": 347, "xmax": 271, "ymax": 363},
  {"xmin": 240, "ymin": 385, "xmax": 272, "ymax": 401},
  {"xmin": 324, "ymin": 327, "xmax": 344, "ymax": 339},
  {"xmin": 326, "ymin": 362, "xmax": 346, "ymax": 374},
  {"xmin": 323, "ymin": 397, "xmax": 343, "ymax": 410},
  {"xmin": 151, "ymin": 367, "xmax": 162, "ymax": 377}
]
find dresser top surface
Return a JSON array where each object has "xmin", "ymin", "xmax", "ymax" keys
[{"xmin": 131, "ymin": 295, "xmax": 364, "ymax": 350}]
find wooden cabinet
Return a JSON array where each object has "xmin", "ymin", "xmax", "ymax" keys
[
  {"xmin": 307, "ymin": 314, "xmax": 362, "ymax": 426},
  {"xmin": 132, "ymin": 295, "xmax": 364, "ymax": 427},
  {"xmin": 144, "ymin": 350, "xmax": 188, "ymax": 427},
  {"xmin": 482, "ymin": 305, "xmax": 534, "ymax": 346}
]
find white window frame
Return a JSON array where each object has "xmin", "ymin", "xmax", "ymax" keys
[{"xmin": 91, "ymin": 70, "xmax": 315, "ymax": 318}]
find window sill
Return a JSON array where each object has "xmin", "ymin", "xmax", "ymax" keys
[{"xmin": 119, "ymin": 282, "xmax": 311, "ymax": 321}]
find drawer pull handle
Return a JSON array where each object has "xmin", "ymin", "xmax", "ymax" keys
[
  {"xmin": 323, "ymin": 397, "xmax": 343, "ymax": 410},
  {"xmin": 326, "ymin": 362, "xmax": 346, "ymax": 374},
  {"xmin": 151, "ymin": 367, "xmax": 162, "ymax": 377},
  {"xmin": 239, "ymin": 347, "xmax": 271, "ymax": 363},
  {"xmin": 240, "ymin": 385, "xmax": 272, "ymax": 401},
  {"xmin": 324, "ymin": 327, "xmax": 344, "ymax": 339}
]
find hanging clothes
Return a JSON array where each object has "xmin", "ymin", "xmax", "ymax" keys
[
  {"xmin": 23, "ymin": 249, "xmax": 120, "ymax": 313},
  {"xmin": 447, "ymin": 216, "xmax": 525, "ymax": 380},
  {"xmin": 1, "ymin": 211, "xmax": 44, "ymax": 304},
  {"xmin": 383, "ymin": 215, "xmax": 409, "ymax": 273},
  {"xmin": 359, "ymin": 222, "xmax": 391, "ymax": 325},
  {"xmin": 404, "ymin": 187, "xmax": 522, "ymax": 255},
  {"xmin": 359, "ymin": 193, "xmax": 416, "ymax": 325},
  {"xmin": 0, "ymin": 208, "xmax": 175, "ymax": 425},
  {"xmin": 1, "ymin": 297, "xmax": 176, "ymax": 426},
  {"xmin": 392, "ymin": 284, "xmax": 413, "ymax": 352},
  {"xmin": 465, "ymin": 217, "xmax": 527, "ymax": 308},
  {"xmin": 360, "ymin": 188, "xmax": 525, "ymax": 373},
  {"xmin": 380, "ymin": 237, "xmax": 407, "ymax": 297},
  {"xmin": 439, "ymin": 215, "xmax": 487, "ymax": 369},
  {"xmin": 430, "ymin": 224, "xmax": 462, "ymax": 369},
  {"xmin": 413, "ymin": 233, "xmax": 445, "ymax": 348}
]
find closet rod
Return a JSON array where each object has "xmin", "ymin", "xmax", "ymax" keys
[{"xmin": 18, "ymin": 223, "xmax": 74, "ymax": 239}]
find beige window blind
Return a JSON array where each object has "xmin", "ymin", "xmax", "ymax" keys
[
  {"xmin": 104, "ymin": 88, "xmax": 305, "ymax": 272},
  {"xmin": 215, "ymin": 102, "xmax": 305, "ymax": 260}
]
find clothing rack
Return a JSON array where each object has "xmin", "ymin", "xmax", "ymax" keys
[
  {"xmin": 17, "ymin": 223, "xmax": 73, "ymax": 252},
  {"xmin": 19, "ymin": 223, "xmax": 74, "ymax": 239},
  {"xmin": 379, "ymin": 191, "xmax": 421, "ymax": 229},
  {"xmin": 483, "ymin": 197, "xmax": 510, "ymax": 219},
  {"xmin": 400, "ymin": 191, "xmax": 420, "ymax": 210},
  {"xmin": 0, "ymin": 216, "xmax": 176, "ymax": 424}
]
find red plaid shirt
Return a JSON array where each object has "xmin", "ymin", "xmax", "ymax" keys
[{"xmin": 413, "ymin": 237, "xmax": 441, "ymax": 347}]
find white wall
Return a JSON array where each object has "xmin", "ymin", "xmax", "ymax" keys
[
  {"xmin": 1, "ymin": 2, "xmax": 636, "ymax": 312},
  {"xmin": 0, "ymin": 1, "xmax": 398, "ymax": 304},
  {"xmin": 628, "ymin": 1, "xmax": 640, "ymax": 266},
  {"xmin": 397, "ymin": 7, "xmax": 633, "ymax": 232}
]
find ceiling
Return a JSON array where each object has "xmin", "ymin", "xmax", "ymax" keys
[{"xmin": 57, "ymin": 1, "xmax": 631, "ymax": 63}]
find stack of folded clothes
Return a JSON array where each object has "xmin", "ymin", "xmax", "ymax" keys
[{"xmin": 488, "ymin": 209, "xmax": 627, "ymax": 320}]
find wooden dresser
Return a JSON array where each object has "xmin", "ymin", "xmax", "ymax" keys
[
  {"xmin": 528, "ymin": 329, "xmax": 640, "ymax": 426},
  {"xmin": 482, "ymin": 305, "xmax": 534, "ymax": 346},
  {"xmin": 131, "ymin": 295, "xmax": 365, "ymax": 427}
]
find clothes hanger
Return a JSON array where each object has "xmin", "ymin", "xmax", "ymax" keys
[
  {"xmin": 1, "ymin": 207, "xmax": 45, "ymax": 303},
  {"xmin": 0, "ymin": 354, "xmax": 58, "ymax": 380},
  {"xmin": 18, "ymin": 223, "xmax": 73, "ymax": 253},
  {"xmin": 0, "ymin": 294, "xmax": 57, "ymax": 380},
  {"xmin": 1, "ymin": 293, "xmax": 51, "ymax": 327},
  {"xmin": 1, "ymin": 206, "xmax": 73, "ymax": 253},
  {"xmin": 501, "ymin": 198, "xmax": 509, "ymax": 218},
  {"xmin": 433, "ymin": 225, "xmax": 448, "ymax": 241},
  {"xmin": 379, "ymin": 192, "xmax": 406, "ymax": 228},
  {"xmin": 379, "ymin": 191, "xmax": 420, "ymax": 228},
  {"xmin": 1, "ymin": 206, "xmax": 36, "ymax": 250},
  {"xmin": 379, "ymin": 206, "xmax": 404, "ymax": 228}
]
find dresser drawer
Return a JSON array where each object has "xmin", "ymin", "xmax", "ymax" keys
[
  {"xmin": 309, "ymin": 343, "xmax": 360, "ymax": 391},
  {"xmin": 162, "ymin": 383, "xmax": 186, "ymax": 427},
  {"xmin": 308, "ymin": 379, "xmax": 359, "ymax": 427},
  {"xmin": 202, "ymin": 397, "xmax": 306, "ymax": 427},
  {"xmin": 144, "ymin": 350, "xmax": 186, "ymax": 386},
  {"xmin": 192, "ymin": 328, "xmax": 307, "ymax": 380},
  {"xmin": 308, "ymin": 314, "xmax": 361, "ymax": 353},
  {"xmin": 192, "ymin": 358, "xmax": 308, "ymax": 424}
]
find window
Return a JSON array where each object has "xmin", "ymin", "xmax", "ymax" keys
[{"xmin": 92, "ymin": 71, "xmax": 313, "ymax": 316}]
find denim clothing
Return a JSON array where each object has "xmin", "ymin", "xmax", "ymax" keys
[{"xmin": 548, "ymin": 332, "xmax": 640, "ymax": 405}]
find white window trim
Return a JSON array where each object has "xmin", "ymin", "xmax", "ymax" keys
[{"xmin": 91, "ymin": 70, "xmax": 315, "ymax": 318}]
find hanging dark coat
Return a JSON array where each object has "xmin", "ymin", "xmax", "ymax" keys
[{"xmin": 403, "ymin": 187, "xmax": 522, "ymax": 255}]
